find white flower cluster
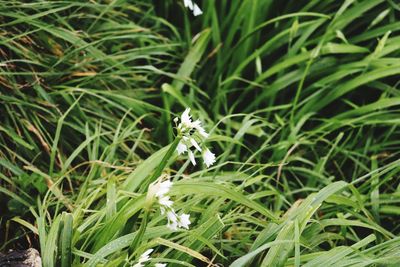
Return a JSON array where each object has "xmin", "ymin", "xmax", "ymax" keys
[
  {"xmin": 132, "ymin": 249, "xmax": 166, "ymax": 267},
  {"xmin": 175, "ymin": 108, "xmax": 216, "ymax": 168},
  {"xmin": 149, "ymin": 179, "xmax": 191, "ymax": 231},
  {"xmin": 183, "ymin": 0, "xmax": 202, "ymax": 16}
]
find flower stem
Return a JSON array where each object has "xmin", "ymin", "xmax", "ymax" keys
[
  {"xmin": 141, "ymin": 137, "xmax": 181, "ymax": 190},
  {"xmin": 130, "ymin": 137, "xmax": 181, "ymax": 251},
  {"xmin": 129, "ymin": 208, "xmax": 149, "ymax": 252}
]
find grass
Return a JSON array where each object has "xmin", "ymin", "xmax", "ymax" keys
[{"xmin": 0, "ymin": 0, "xmax": 400, "ymax": 266}]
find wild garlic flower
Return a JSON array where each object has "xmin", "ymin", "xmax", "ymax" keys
[
  {"xmin": 175, "ymin": 108, "xmax": 216, "ymax": 167},
  {"xmin": 166, "ymin": 210, "xmax": 191, "ymax": 231},
  {"xmin": 183, "ymin": 0, "xmax": 202, "ymax": 16},
  {"xmin": 133, "ymin": 249, "xmax": 167, "ymax": 267},
  {"xmin": 132, "ymin": 249, "xmax": 153, "ymax": 267},
  {"xmin": 153, "ymin": 180, "xmax": 173, "ymax": 198},
  {"xmin": 202, "ymin": 148, "xmax": 216, "ymax": 168},
  {"xmin": 149, "ymin": 179, "xmax": 191, "ymax": 231}
]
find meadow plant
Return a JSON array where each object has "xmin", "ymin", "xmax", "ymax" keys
[
  {"xmin": 175, "ymin": 108, "xmax": 216, "ymax": 167},
  {"xmin": 148, "ymin": 178, "xmax": 191, "ymax": 231},
  {"xmin": 130, "ymin": 108, "xmax": 215, "ymax": 259},
  {"xmin": 1, "ymin": 1, "xmax": 400, "ymax": 266}
]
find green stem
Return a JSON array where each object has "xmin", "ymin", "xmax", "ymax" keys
[
  {"xmin": 130, "ymin": 137, "xmax": 181, "ymax": 251},
  {"xmin": 129, "ymin": 209, "xmax": 150, "ymax": 253},
  {"xmin": 141, "ymin": 137, "xmax": 181, "ymax": 190}
]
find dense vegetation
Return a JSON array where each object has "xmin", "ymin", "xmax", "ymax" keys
[{"xmin": 1, "ymin": 0, "xmax": 400, "ymax": 266}]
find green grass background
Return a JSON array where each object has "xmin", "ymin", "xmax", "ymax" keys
[{"xmin": 1, "ymin": 0, "xmax": 400, "ymax": 266}]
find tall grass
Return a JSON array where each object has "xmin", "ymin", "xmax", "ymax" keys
[{"xmin": 1, "ymin": 0, "xmax": 400, "ymax": 266}]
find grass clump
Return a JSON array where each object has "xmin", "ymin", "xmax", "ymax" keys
[{"xmin": 1, "ymin": 0, "xmax": 400, "ymax": 266}]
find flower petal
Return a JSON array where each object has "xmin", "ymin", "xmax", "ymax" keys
[
  {"xmin": 202, "ymin": 148, "xmax": 216, "ymax": 167},
  {"xmin": 154, "ymin": 180, "xmax": 173, "ymax": 198},
  {"xmin": 176, "ymin": 141, "xmax": 188, "ymax": 155},
  {"xmin": 183, "ymin": 0, "xmax": 193, "ymax": 10},
  {"xmin": 190, "ymin": 138, "xmax": 202, "ymax": 152},
  {"xmin": 197, "ymin": 128, "xmax": 209, "ymax": 138},
  {"xmin": 180, "ymin": 108, "xmax": 192, "ymax": 125},
  {"xmin": 159, "ymin": 196, "xmax": 173, "ymax": 208},
  {"xmin": 137, "ymin": 249, "xmax": 153, "ymax": 263},
  {"xmin": 167, "ymin": 221, "xmax": 178, "ymax": 231},
  {"xmin": 188, "ymin": 150, "xmax": 196, "ymax": 166},
  {"xmin": 193, "ymin": 4, "xmax": 203, "ymax": 16},
  {"xmin": 191, "ymin": 120, "xmax": 209, "ymax": 138},
  {"xmin": 178, "ymin": 213, "xmax": 191, "ymax": 229}
]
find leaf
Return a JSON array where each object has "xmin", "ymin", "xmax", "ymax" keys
[
  {"xmin": 172, "ymin": 181, "xmax": 277, "ymax": 221},
  {"xmin": 60, "ymin": 213, "xmax": 73, "ymax": 267},
  {"xmin": 123, "ymin": 145, "xmax": 172, "ymax": 192},
  {"xmin": 172, "ymin": 29, "xmax": 211, "ymax": 92}
]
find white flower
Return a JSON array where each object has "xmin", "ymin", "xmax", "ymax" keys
[
  {"xmin": 166, "ymin": 210, "xmax": 178, "ymax": 231},
  {"xmin": 180, "ymin": 108, "xmax": 192, "ymax": 125},
  {"xmin": 193, "ymin": 4, "xmax": 203, "ymax": 16},
  {"xmin": 155, "ymin": 264, "xmax": 167, "ymax": 267},
  {"xmin": 191, "ymin": 119, "xmax": 201, "ymax": 128},
  {"xmin": 176, "ymin": 108, "xmax": 206, "ymax": 138},
  {"xmin": 166, "ymin": 210, "xmax": 177, "ymax": 222},
  {"xmin": 178, "ymin": 213, "xmax": 191, "ymax": 229},
  {"xmin": 188, "ymin": 150, "xmax": 196, "ymax": 166},
  {"xmin": 175, "ymin": 108, "xmax": 215, "ymax": 167},
  {"xmin": 196, "ymin": 126, "xmax": 209, "ymax": 138},
  {"xmin": 133, "ymin": 249, "xmax": 153, "ymax": 267},
  {"xmin": 189, "ymin": 138, "xmax": 201, "ymax": 152},
  {"xmin": 139, "ymin": 249, "xmax": 153, "ymax": 262},
  {"xmin": 166, "ymin": 210, "xmax": 191, "ymax": 231},
  {"xmin": 167, "ymin": 222, "xmax": 178, "ymax": 231},
  {"xmin": 152, "ymin": 180, "xmax": 173, "ymax": 198},
  {"xmin": 157, "ymin": 180, "xmax": 172, "ymax": 198},
  {"xmin": 149, "ymin": 178, "xmax": 191, "ymax": 231},
  {"xmin": 183, "ymin": 0, "xmax": 202, "ymax": 16},
  {"xmin": 158, "ymin": 196, "xmax": 173, "ymax": 209},
  {"xmin": 177, "ymin": 141, "xmax": 187, "ymax": 155},
  {"xmin": 149, "ymin": 179, "xmax": 174, "ymax": 214},
  {"xmin": 202, "ymin": 148, "xmax": 216, "ymax": 168},
  {"xmin": 183, "ymin": 0, "xmax": 193, "ymax": 9}
]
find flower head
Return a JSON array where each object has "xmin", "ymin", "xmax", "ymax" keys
[
  {"xmin": 149, "ymin": 178, "xmax": 191, "ymax": 231},
  {"xmin": 166, "ymin": 210, "xmax": 191, "ymax": 231},
  {"xmin": 178, "ymin": 213, "xmax": 191, "ymax": 229},
  {"xmin": 202, "ymin": 148, "xmax": 216, "ymax": 168},
  {"xmin": 175, "ymin": 108, "xmax": 216, "ymax": 167},
  {"xmin": 181, "ymin": 108, "xmax": 192, "ymax": 125},
  {"xmin": 177, "ymin": 141, "xmax": 188, "ymax": 155},
  {"xmin": 148, "ymin": 179, "xmax": 173, "ymax": 205},
  {"xmin": 133, "ymin": 249, "xmax": 167, "ymax": 267},
  {"xmin": 154, "ymin": 180, "xmax": 173, "ymax": 198}
]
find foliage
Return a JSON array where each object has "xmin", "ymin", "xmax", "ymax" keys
[{"xmin": 1, "ymin": 0, "xmax": 400, "ymax": 266}]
